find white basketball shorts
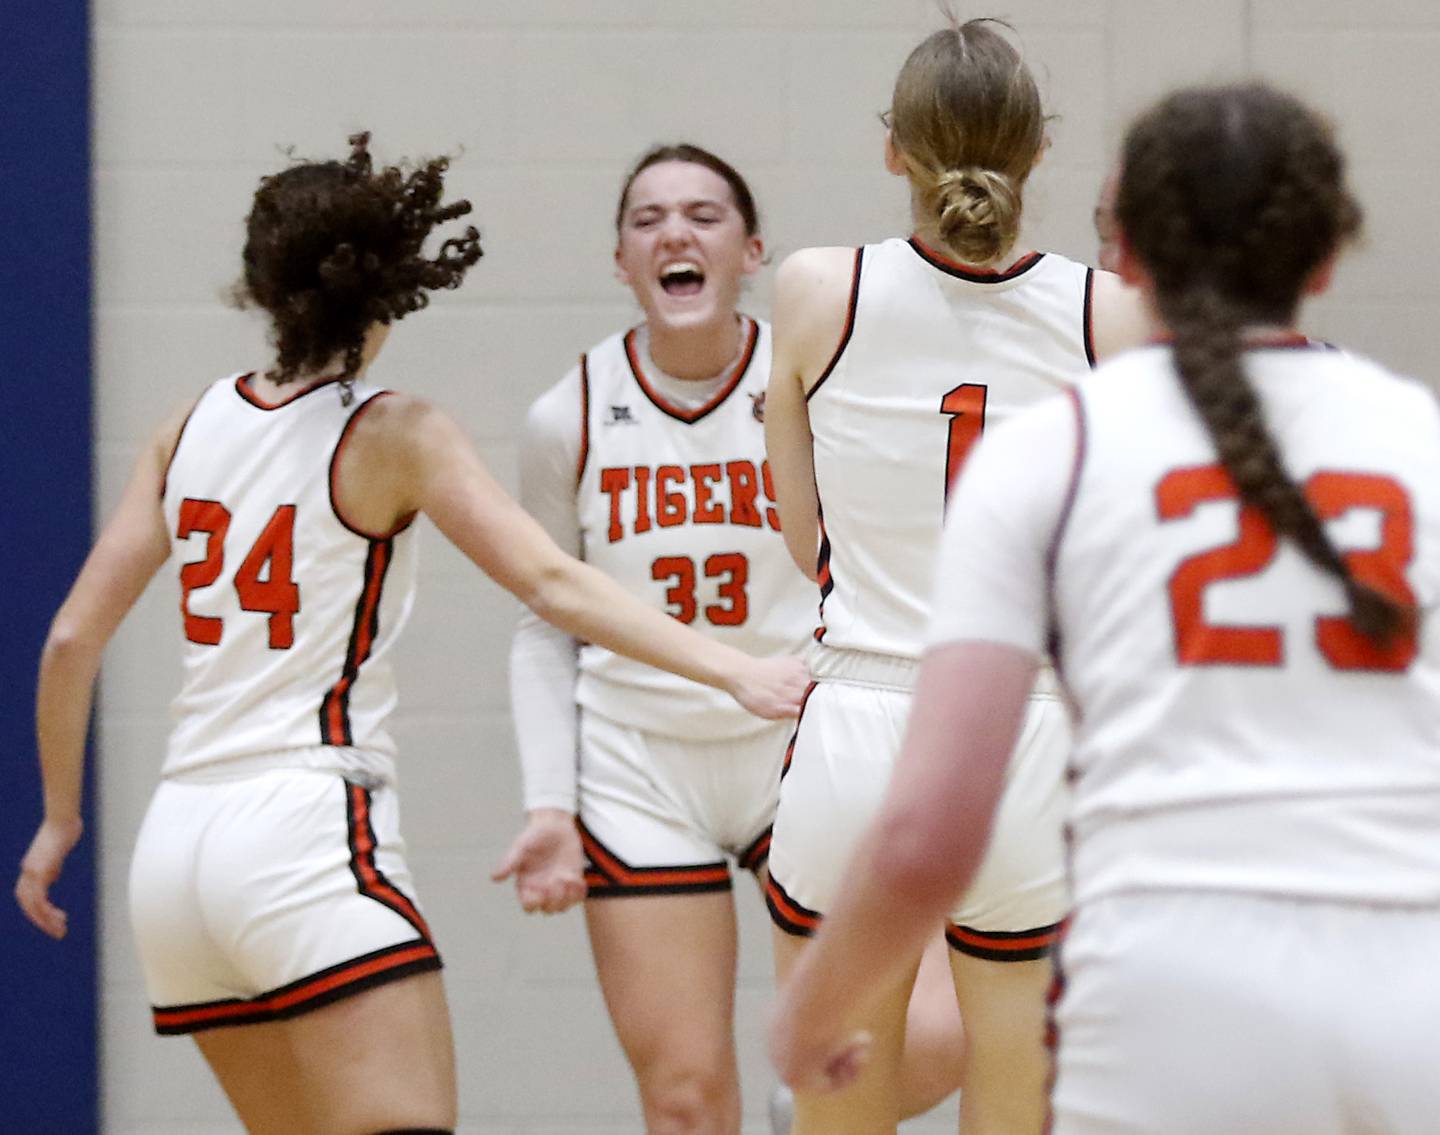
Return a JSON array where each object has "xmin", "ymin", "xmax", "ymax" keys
[
  {"xmin": 129, "ymin": 767, "xmax": 439, "ymax": 1035},
  {"xmin": 1051, "ymin": 891, "xmax": 1440, "ymax": 1133},
  {"xmin": 577, "ymin": 709, "xmax": 790, "ymax": 898},
  {"xmin": 766, "ymin": 649, "xmax": 1068, "ymax": 960}
]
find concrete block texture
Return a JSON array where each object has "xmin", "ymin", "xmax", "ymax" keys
[{"xmin": 92, "ymin": 2, "xmax": 1439, "ymax": 1130}]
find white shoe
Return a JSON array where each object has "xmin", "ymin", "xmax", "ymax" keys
[{"xmin": 769, "ymin": 1084, "xmax": 794, "ymax": 1135}]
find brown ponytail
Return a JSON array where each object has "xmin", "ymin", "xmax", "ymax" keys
[{"xmin": 889, "ymin": 19, "xmax": 1044, "ymax": 265}]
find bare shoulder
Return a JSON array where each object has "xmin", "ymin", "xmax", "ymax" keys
[
  {"xmin": 337, "ymin": 391, "xmax": 473, "ymax": 531},
  {"xmin": 772, "ymin": 246, "xmax": 860, "ymax": 390},
  {"xmin": 773, "ymin": 246, "xmax": 858, "ymax": 307},
  {"xmin": 151, "ymin": 392, "xmax": 204, "ymax": 477},
  {"xmin": 1088, "ymin": 270, "xmax": 1154, "ymax": 363},
  {"xmin": 348, "ymin": 389, "xmax": 461, "ymax": 457}
]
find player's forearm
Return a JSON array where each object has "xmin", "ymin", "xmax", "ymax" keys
[
  {"xmin": 33, "ymin": 626, "xmax": 102, "ymax": 825},
  {"xmin": 508, "ymin": 615, "xmax": 582, "ymax": 812},
  {"xmin": 526, "ymin": 558, "xmax": 746, "ymax": 698}
]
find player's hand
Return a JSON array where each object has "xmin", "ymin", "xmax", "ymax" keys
[
  {"xmin": 491, "ymin": 809, "xmax": 587, "ymax": 914},
  {"xmin": 768, "ymin": 1006, "xmax": 873, "ymax": 1095},
  {"xmin": 728, "ymin": 654, "xmax": 810, "ymax": 720},
  {"xmin": 15, "ymin": 816, "xmax": 84, "ymax": 940}
]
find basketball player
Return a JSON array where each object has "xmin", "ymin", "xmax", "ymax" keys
[
  {"xmin": 771, "ymin": 82, "xmax": 1440, "ymax": 1135},
  {"xmin": 13, "ymin": 134, "xmax": 806, "ymax": 1135},
  {"xmin": 762, "ymin": 19, "xmax": 1147, "ymax": 1135},
  {"xmin": 494, "ymin": 144, "xmax": 967, "ymax": 1134}
]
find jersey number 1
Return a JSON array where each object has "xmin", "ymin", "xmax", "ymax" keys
[
  {"xmin": 177, "ymin": 498, "xmax": 301, "ymax": 649},
  {"xmin": 941, "ymin": 383, "xmax": 989, "ymax": 504}
]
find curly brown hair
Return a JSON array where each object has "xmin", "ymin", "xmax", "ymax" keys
[
  {"xmin": 1117, "ymin": 83, "xmax": 1409, "ymax": 645},
  {"xmin": 236, "ymin": 132, "xmax": 483, "ymax": 384}
]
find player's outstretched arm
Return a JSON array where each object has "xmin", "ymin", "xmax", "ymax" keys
[
  {"xmin": 16, "ymin": 410, "xmax": 179, "ymax": 939},
  {"xmin": 368, "ymin": 394, "xmax": 809, "ymax": 720}
]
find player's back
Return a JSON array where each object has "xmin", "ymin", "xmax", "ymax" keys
[
  {"xmin": 161, "ymin": 373, "xmax": 417, "ymax": 781},
  {"xmin": 808, "ymin": 236, "xmax": 1094, "ymax": 658},
  {"xmin": 1056, "ymin": 342, "xmax": 1440, "ymax": 905}
]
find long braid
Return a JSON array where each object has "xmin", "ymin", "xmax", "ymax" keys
[
  {"xmin": 1160, "ymin": 287, "xmax": 1406, "ymax": 643},
  {"xmin": 1120, "ymin": 84, "xmax": 1410, "ymax": 645}
]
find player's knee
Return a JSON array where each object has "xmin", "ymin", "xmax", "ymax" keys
[{"xmin": 638, "ymin": 1064, "xmax": 736, "ymax": 1133}]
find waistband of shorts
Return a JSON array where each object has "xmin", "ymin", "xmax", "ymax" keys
[
  {"xmin": 811, "ymin": 645, "xmax": 1062, "ymax": 699},
  {"xmin": 810, "ymin": 646, "xmax": 919, "ymax": 690},
  {"xmin": 161, "ymin": 746, "xmax": 394, "ymax": 789}
]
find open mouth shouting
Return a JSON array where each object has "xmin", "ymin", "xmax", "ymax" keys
[{"xmin": 659, "ymin": 260, "xmax": 707, "ymax": 298}]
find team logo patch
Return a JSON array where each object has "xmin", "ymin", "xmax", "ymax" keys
[
  {"xmin": 606, "ymin": 404, "xmax": 637, "ymax": 425},
  {"xmin": 750, "ymin": 391, "xmax": 766, "ymax": 423}
]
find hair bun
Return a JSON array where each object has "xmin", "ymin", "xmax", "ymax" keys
[{"xmin": 933, "ymin": 167, "xmax": 1020, "ymax": 264}]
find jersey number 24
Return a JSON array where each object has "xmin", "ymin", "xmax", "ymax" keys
[{"xmin": 177, "ymin": 498, "xmax": 301, "ymax": 649}]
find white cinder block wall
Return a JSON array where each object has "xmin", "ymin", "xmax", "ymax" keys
[{"xmin": 92, "ymin": 2, "xmax": 1440, "ymax": 1131}]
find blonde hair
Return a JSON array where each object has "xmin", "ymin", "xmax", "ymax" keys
[{"xmin": 889, "ymin": 19, "xmax": 1045, "ymax": 263}]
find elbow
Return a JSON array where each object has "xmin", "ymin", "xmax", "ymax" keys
[
  {"xmin": 41, "ymin": 617, "xmax": 102, "ymax": 675},
  {"xmin": 520, "ymin": 561, "xmax": 581, "ymax": 630},
  {"xmin": 45, "ymin": 617, "xmax": 90, "ymax": 658},
  {"xmin": 783, "ymin": 535, "xmax": 821, "ymax": 582},
  {"xmin": 872, "ymin": 809, "xmax": 980, "ymax": 911}
]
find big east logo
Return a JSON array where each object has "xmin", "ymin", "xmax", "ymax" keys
[{"xmin": 597, "ymin": 459, "xmax": 781, "ymax": 543}]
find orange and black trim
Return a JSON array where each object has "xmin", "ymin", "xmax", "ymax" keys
[
  {"xmin": 813, "ymin": 508, "xmax": 832, "ymax": 644},
  {"xmin": 1082, "ymin": 268, "xmax": 1097, "ymax": 368},
  {"xmin": 152, "ymin": 938, "xmax": 439, "ymax": 1035},
  {"xmin": 319, "ymin": 539, "xmax": 394, "ymax": 746},
  {"xmin": 765, "ymin": 872, "xmax": 822, "ymax": 937},
  {"xmin": 1040, "ymin": 920, "xmax": 1072, "ymax": 1135},
  {"xmin": 944, "ymin": 918, "xmax": 1065, "ymax": 963},
  {"xmin": 578, "ymin": 818, "xmax": 732, "ymax": 898},
  {"xmin": 738, "ymin": 827, "xmax": 772, "ymax": 875},
  {"xmin": 235, "ymin": 372, "xmax": 345, "ymax": 410},
  {"xmin": 806, "ymin": 248, "xmax": 864, "ymax": 401},
  {"xmin": 908, "ymin": 236, "xmax": 1044, "ymax": 283},
  {"xmin": 330, "ymin": 392, "xmax": 416, "ymax": 540},
  {"xmin": 577, "ymin": 353, "xmax": 592, "ymax": 489},
  {"xmin": 1044, "ymin": 388, "xmax": 1088, "ymax": 674},
  {"xmin": 152, "ymin": 782, "xmax": 438, "ymax": 1035},
  {"xmin": 625, "ymin": 316, "xmax": 759, "ymax": 424},
  {"xmin": 780, "ymin": 681, "xmax": 818, "ymax": 779},
  {"xmin": 345, "ymin": 781, "xmax": 432, "ymax": 939}
]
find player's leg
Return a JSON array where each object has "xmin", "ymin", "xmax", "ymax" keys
[
  {"xmin": 949, "ymin": 949, "xmax": 1051, "ymax": 1135},
  {"xmin": 194, "ymin": 970, "xmax": 456, "ymax": 1134},
  {"xmin": 577, "ymin": 713, "xmax": 750, "ymax": 1133},
  {"xmin": 945, "ymin": 693, "xmax": 1069, "ymax": 1135},
  {"xmin": 898, "ymin": 934, "xmax": 965, "ymax": 1119},
  {"xmin": 192, "ymin": 1019, "xmax": 314, "ymax": 1135},
  {"xmin": 586, "ymin": 890, "xmax": 742, "ymax": 1135},
  {"xmin": 772, "ymin": 927, "xmax": 916, "ymax": 1135}
]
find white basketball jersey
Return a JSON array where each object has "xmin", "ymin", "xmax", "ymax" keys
[
  {"xmin": 160, "ymin": 374, "xmax": 417, "ymax": 780},
  {"xmin": 931, "ymin": 342, "xmax": 1440, "ymax": 904},
  {"xmin": 575, "ymin": 318, "xmax": 814, "ymax": 738},
  {"xmin": 808, "ymin": 236, "xmax": 1095, "ymax": 659}
]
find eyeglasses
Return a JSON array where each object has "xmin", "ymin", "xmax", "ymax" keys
[{"xmin": 878, "ymin": 109, "xmax": 894, "ymax": 130}]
